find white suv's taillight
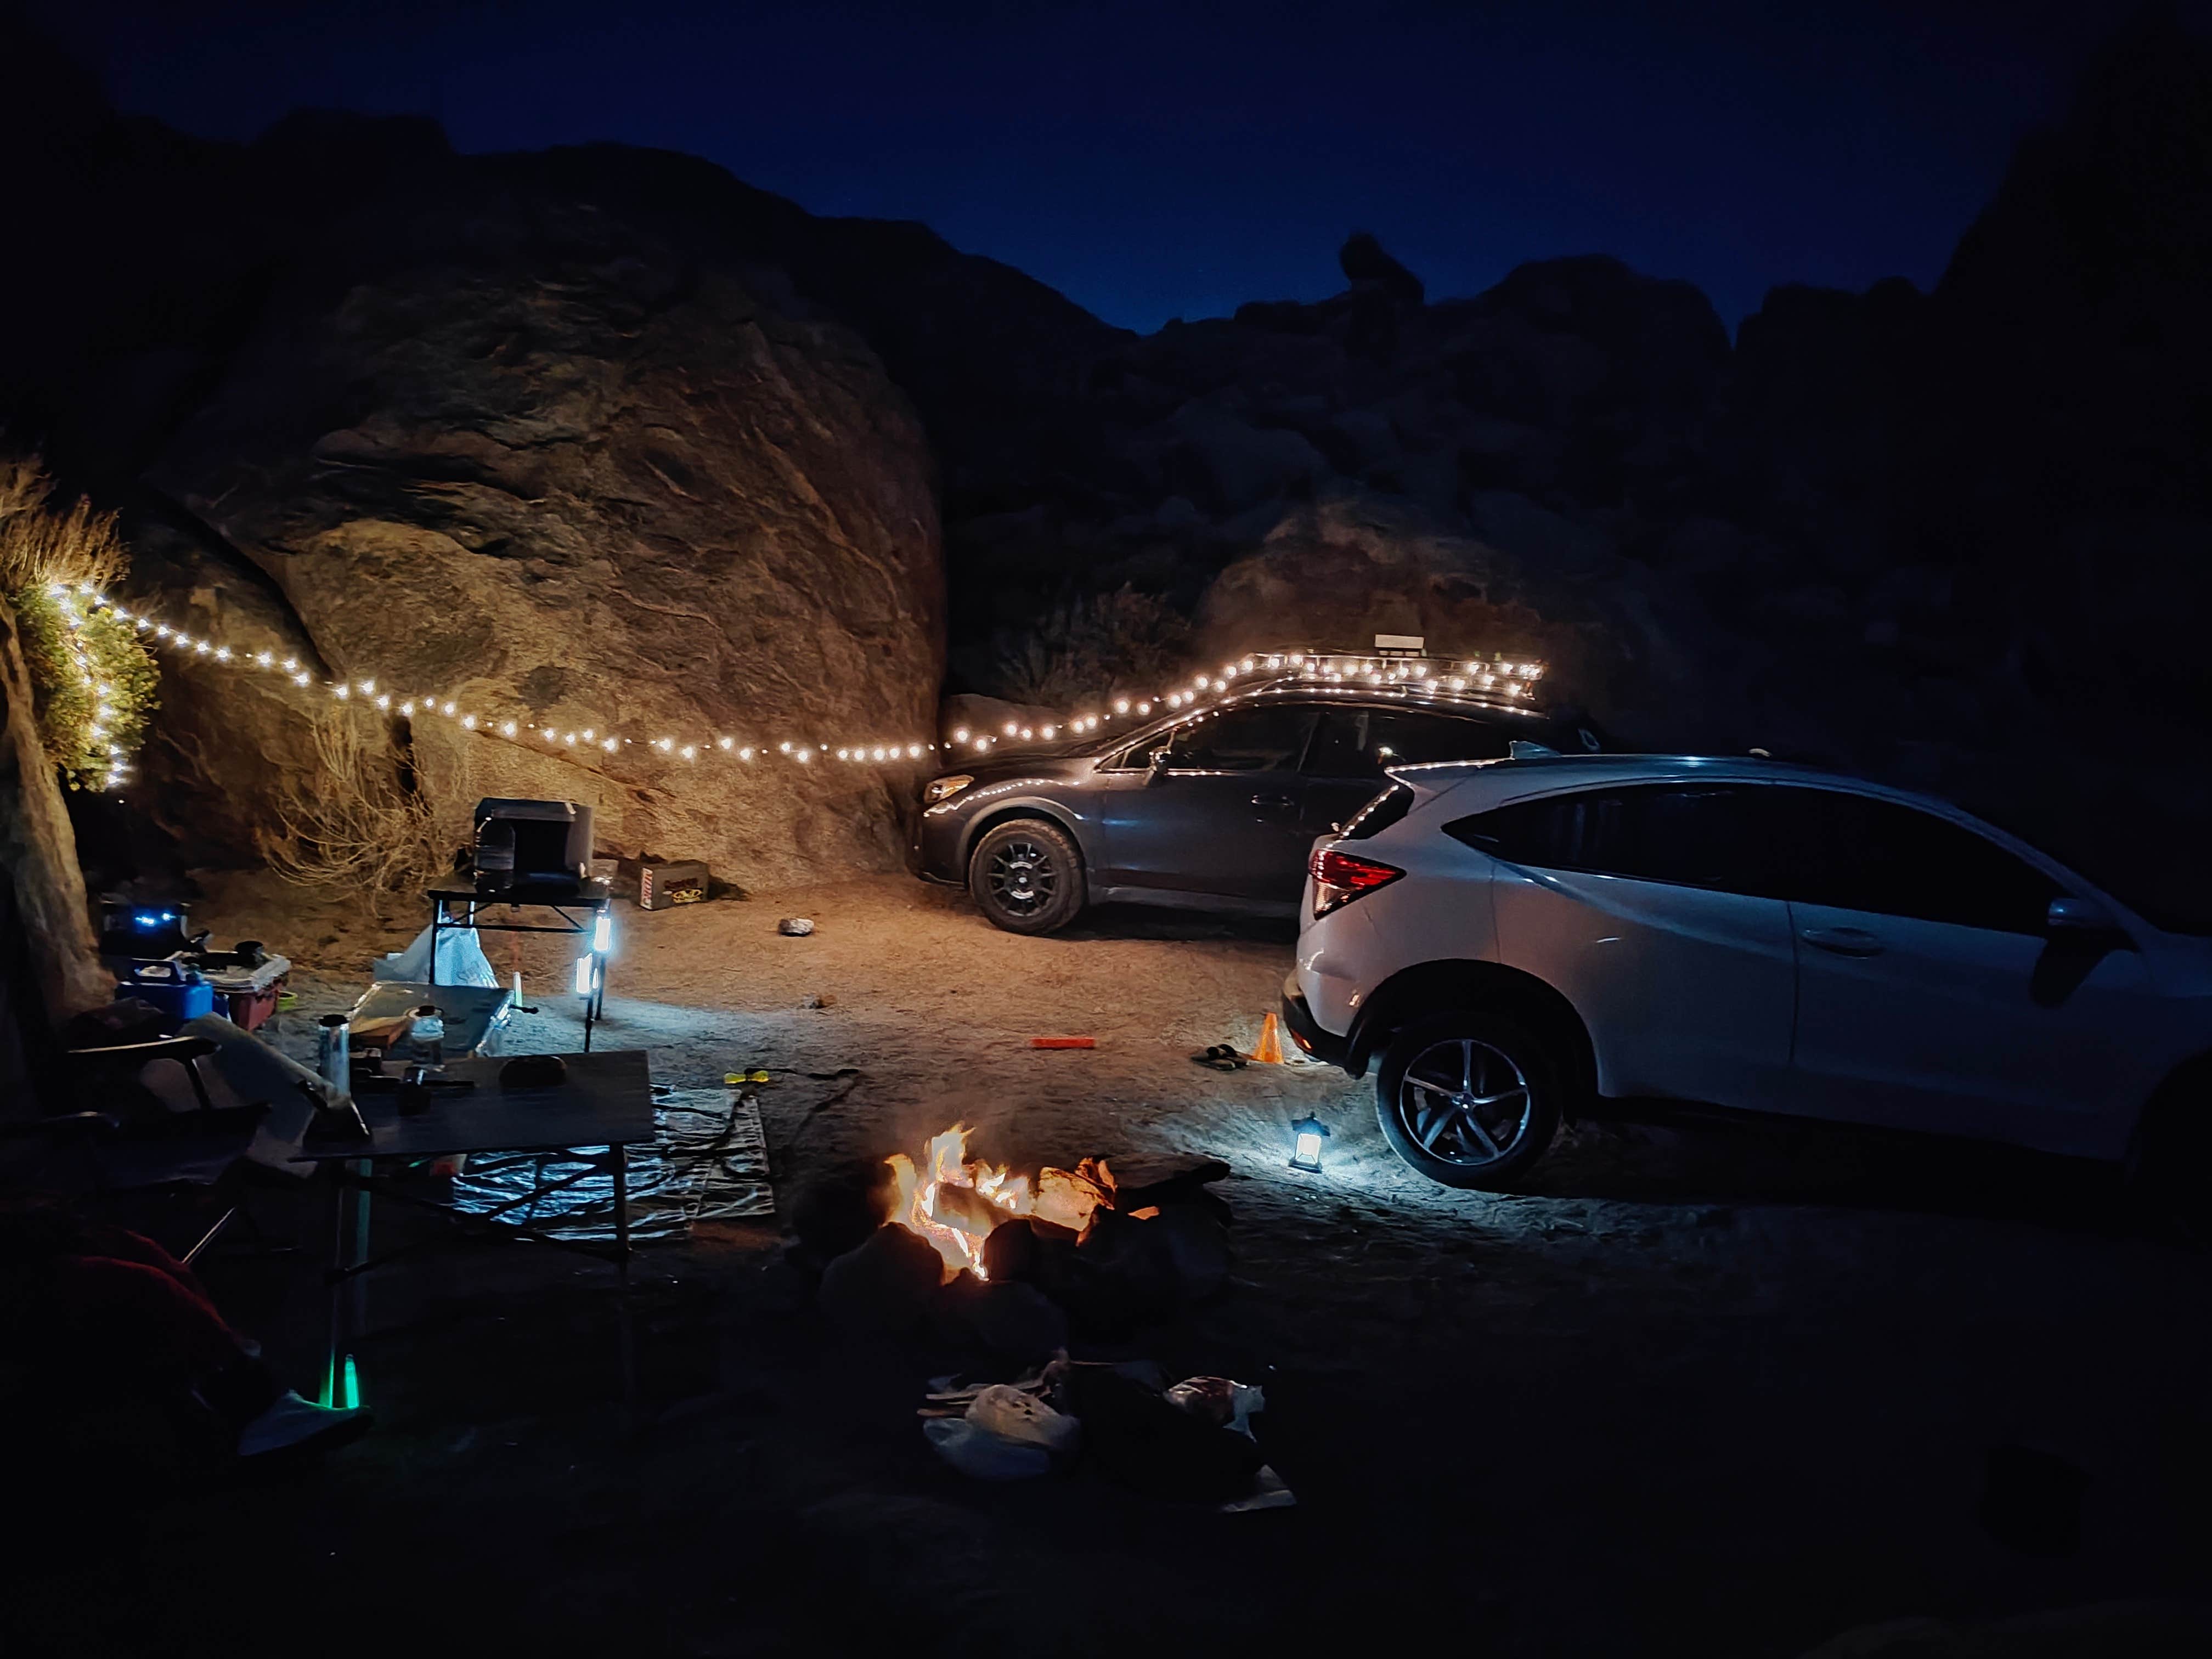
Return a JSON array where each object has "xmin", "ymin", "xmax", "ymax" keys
[{"xmin": 1310, "ymin": 846, "xmax": 1403, "ymax": 917}]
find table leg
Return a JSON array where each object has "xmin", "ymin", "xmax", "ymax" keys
[
  {"xmin": 323, "ymin": 1161, "xmax": 371, "ymax": 1409},
  {"xmin": 613, "ymin": 1142, "xmax": 635, "ymax": 1421}
]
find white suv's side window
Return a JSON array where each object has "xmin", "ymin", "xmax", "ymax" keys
[
  {"xmin": 1447, "ymin": 783, "xmax": 1776, "ymax": 895},
  {"xmin": 1760, "ymin": 789, "xmax": 2057, "ymax": 934}
]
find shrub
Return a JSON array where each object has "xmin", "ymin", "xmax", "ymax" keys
[
  {"xmin": 0, "ymin": 458, "xmax": 159, "ymax": 788},
  {"xmin": 257, "ymin": 709, "xmax": 447, "ymax": 900}
]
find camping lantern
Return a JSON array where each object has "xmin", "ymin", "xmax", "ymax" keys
[{"xmin": 1289, "ymin": 1115, "xmax": 1330, "ymax": 1174}]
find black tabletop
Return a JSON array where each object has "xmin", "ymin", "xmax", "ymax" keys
[{"xmin": 291, "ymin": 1049, "xmax": 656, "ymax": 1163}]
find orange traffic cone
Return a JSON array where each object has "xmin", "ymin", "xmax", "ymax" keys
[{"xmin": 1252, "ymin": 1011, "xmax": 1286, "ymax": 1064}]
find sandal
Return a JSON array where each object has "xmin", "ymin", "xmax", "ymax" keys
[{"xmin": 1189, "ymin": 1043, "xmax": 1248, "ymax": 1073}]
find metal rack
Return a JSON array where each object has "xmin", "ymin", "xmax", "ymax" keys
[{"xmin": 426, "ymin": 878, "xmax": 614, "ymax": 1051}]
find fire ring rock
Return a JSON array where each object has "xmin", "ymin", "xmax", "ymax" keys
[
  {"xmin": 778, "ymin": 917, "xmax": 816, "ymax": 936},
  {"xmin": 818, "ymin": 1223, "xmax": 945, "ymax": 1335}
]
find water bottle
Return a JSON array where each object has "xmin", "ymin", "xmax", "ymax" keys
[
  {"xmin": 410, "ymin": 1003, "xmax": 445, "ymax": 1069},
  {"xmin": 315, "ymin": 1013, "xmax": 351, "ymax": 1091}
]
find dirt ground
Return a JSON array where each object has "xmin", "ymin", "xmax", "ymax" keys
[{"xmin": 12, "ymin": 872, "xmax": 2211, "ymax": 1657}]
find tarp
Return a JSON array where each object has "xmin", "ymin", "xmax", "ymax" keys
[{"xmin": 448, "ymin": 1087, "xmax": 772, "ymax": 1242}]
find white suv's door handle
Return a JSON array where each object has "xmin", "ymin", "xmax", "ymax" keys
[
  {"xmin": 1801, "ymin": 926, "xmax": 1884, "ymax": 957},
  {"xmin": 1250, "ymin": 793, "xmax": 1296, "ymax": 809}
]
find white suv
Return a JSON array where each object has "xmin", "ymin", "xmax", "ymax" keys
[{"xmin": 1280, "ymin": 755, "xmax": 2212, "ymax": 1198}]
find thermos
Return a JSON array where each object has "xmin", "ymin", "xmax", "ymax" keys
[{"xmin": 315, "ymin": 1013, "xmax": 351, "ymax": 1090}]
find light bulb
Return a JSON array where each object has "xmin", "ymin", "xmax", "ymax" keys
[
  {"xmin": 335, "ymin": 685, "xmax": 351, "ymax": 699},
  {"xmin": 500, "ymin": 720, "xmax": 517, "ymax": 736},
  {"xmin": 740, "ymin": 746, "xmax": 754, "ymax": 760},
  {"xmin": 952, "ymin": 727, "xmax": 969, "ymax": 742},
  {"xmin": 718, "ymin": 736, "xmax": 732, "ymax": 750},
  {"xmin": 400, "ymin": 700, "xmax": 415, "ymax": 715},
  {"xmin": 602, "ymin": 737, "xmax": 618, "ymax": 752},
  {"xmin": 462, "ymin": 714, "xmax": 477, "ymax": 729},
  {"xmin": 680, "ymin": 744, "xmax": 696, "ymax": 760},
  {"xmin": 282, "ymin": 657, "xmax": 297, "ymax": 672},
  {"xmin": 360, "ymin": 680, "xmax": 375, "ymax": 695},
  {"xmin": 255, "ymin": 651, "xmax": 273, "ymax": 667},
  {"xmin": 444, "ymin": 702, "xmax": 457, "ymax": 716},
  {"xmin": 293, "ymin": 673, "xmax": 311, "ymax": 687}
]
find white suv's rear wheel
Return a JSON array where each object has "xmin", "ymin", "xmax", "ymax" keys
[{"xmin": 1375, "ymin": 1011, "xmax": 1562, "ymax": 1189}]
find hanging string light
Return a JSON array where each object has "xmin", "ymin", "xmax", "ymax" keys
[{"xmin": 77, "ymin": 584, "xmax": 1545, "ymax": 783}]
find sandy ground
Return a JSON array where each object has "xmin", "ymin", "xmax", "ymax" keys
[{"xmin": 13, "ymin": 872, "xmax": 2211, "ymax": 1657}]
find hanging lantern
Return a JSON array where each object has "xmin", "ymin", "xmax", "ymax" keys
[{"xmin": 1289, "ymin": 1115, "xmax": 1330, "ymax": 1174}]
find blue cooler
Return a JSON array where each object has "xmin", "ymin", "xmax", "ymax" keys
[{"xmin": 117, "ymin": 957, "xmax": 217, "ymax": 1025}]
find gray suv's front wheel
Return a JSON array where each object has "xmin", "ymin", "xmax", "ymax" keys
[{"xmin": 967, "ymin": 819, "xmax": 1086, "ymax": 935}]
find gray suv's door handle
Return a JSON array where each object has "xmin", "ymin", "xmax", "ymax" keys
[
  {"xmin": 1250, "ymin": 793, "xmax": 1295, "ymax": 809},
  {"xmin": 1801, "ymin": 926, "xmax": 1883, "ymax": 957}
]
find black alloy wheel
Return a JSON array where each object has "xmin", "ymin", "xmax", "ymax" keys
[
  {"xmin": 967, "ymin": 819, "xmax": 1086, "ymax": 935},
  {"xmin": 1375, "ymin": 1009, "xmax": 1563, "ymax": 1189}
]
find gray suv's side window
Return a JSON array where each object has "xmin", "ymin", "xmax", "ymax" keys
[
  {"xmin": 1446, "ymin": 783, "xmax": 1774, "ymax": 894},
  {"xmin": 1306, "ymin": 708, "xmax": 1515, "ymax": 778},
  {"xmin": 1161, "ymin": 704, "xmax": 1317, "ymax": 772}
]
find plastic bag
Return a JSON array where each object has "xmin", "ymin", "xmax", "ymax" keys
[
  {"xmin": 968, "ymin": 1384, "xmax": 1082, "ymax": 1456},
  {"xmin": 373, "ymin": 924, "xmax": 499, "ymax": 988},
  {"xmin": 922, "ymin": 1417, "xmax": 1051, "ymax": 1481}
]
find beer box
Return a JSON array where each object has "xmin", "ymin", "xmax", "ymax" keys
[{"xmin": 638, "ymin": 860, "xmax": 709, "ymax": 911}]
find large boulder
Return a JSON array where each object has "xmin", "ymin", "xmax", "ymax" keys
[{"xmin": 130, "ymin": 171, "xmax": 943, "ymax": 885}]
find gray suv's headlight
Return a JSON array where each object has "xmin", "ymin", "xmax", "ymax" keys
[{"xmin": 923, "ymin": 774, "xmax": 975, "ymax": 805}]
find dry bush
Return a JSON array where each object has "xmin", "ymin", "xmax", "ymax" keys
[
  {"xmin": 0, "ymin": 456, "xmax": 126, "ymax": 593},
  {"xmin": 991, "ymin": 586, "xmax": 1192, "ymax": 707},
  {"xmin": 258, "ymin": 709, "xmax": 446, "ymax": 902}
]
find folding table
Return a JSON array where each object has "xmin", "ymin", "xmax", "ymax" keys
[
  {"xmin": 425, "ymin": 878, "xmax": 614, "ymax": 1050},
  {"xmin": 291, "ymin": 1049, "xmax": 657, "ymax": 1418}
]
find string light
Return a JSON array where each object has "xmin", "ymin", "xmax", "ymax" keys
[{"xmin": 75, "ymin": 590, "xmax": 1543, "ymax": 792}]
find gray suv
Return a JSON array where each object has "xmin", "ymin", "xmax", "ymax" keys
[{"xmin": 916, "ymin": 682, "xmax": 1599, "ymax": 933}]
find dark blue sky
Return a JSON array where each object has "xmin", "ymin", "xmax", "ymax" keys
[{"xmin": 26, "ymin": 1, "xmax": 2179, "ymax": 333}]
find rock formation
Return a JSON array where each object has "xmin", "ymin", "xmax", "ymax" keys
[{"xmin": 2, "ymin": 12, "xmax": 2208, "ymax": 924}]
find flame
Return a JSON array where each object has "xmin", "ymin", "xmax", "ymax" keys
[{"xmin": 885, "ymin": 1124, "xmax": 1115, "ymax": 1279}]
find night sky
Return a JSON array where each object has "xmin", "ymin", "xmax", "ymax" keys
[{"xmin": 22, "ymin": 0, "xmax": 2189, "ymax": 334}]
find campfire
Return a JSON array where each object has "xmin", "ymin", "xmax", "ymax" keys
[{"xmin": 887, "ymin": 1125, "xmax": 1116, "ymax": 1278}]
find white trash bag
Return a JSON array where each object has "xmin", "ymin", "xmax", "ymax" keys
[
  {"xmin": 968, "ymin": 1384, "xmax": 1082, "ymax": 1457},
  {"xmin": 373, "ymin": 923, "xmax": 499, "ymax": 988}
]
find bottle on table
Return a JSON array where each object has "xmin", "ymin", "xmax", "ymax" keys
[{"xmin": 410, "ymin": 1003, "xmax": 445, "ymax": 1069}]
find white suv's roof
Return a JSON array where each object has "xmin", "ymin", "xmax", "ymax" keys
[{"xmin": 1389, "ymin": 752, "xmax": 1861, "ymax": 793}]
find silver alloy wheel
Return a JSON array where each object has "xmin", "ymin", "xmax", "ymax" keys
[
  {"xmin": 1396, "ymin": 1036, "xmax": 1534, "ymax": 1167},
  {"xmin": 986, "ymin": 836, "xmax": 1058, "ymax": 917}
]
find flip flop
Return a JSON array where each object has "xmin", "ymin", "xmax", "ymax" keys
[{"xmin": 1189, "ymin": 1043, "xmax": 1248, "ymax": 1072}]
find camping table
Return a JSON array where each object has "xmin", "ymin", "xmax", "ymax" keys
[
  {"xmin": 426, "ymin": 879, "xmax": 614, "ymax": 1051},
  {"xmin": 346, "ymin": 980, "xmax": 514, "ymax": 1064},
  {"xmin": 292, "ymin": 1049, "xmax": 656, "ymax": 1419}
]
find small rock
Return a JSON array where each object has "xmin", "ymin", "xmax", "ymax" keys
[
  {"xmin": 817, "ymin": 1224, "xmax": 945, "ymax": 1336},
  {"xmin": 778, "ymin": 916, "xmax": 815, "ymax": 936},
  {"xmin": 799, "ymin": 992, "xmax": 837, "ymax": 1010}
]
